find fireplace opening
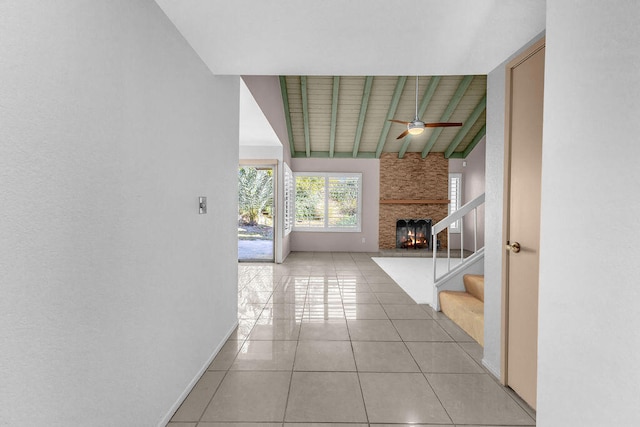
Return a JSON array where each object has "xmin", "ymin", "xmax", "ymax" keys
[{"xmin": 396, "ymin": 219, "xmax": 432, "ymax": 249}]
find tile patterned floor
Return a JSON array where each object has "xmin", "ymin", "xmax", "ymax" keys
[{"xmin": 169, "ymin": 252, "xmax": 536, "ymax": 427}]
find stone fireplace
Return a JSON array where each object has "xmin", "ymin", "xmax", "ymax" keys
[{"xmin": 379, "ymin": 153, "xmax": 449, "ymax": 250}]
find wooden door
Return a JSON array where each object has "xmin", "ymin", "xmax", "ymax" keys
[{"xmin": 504, "ymin": 39, "xmax": 545, "ymax": 409}]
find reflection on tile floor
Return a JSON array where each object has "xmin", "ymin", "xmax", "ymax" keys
[{"xmin": 169, "ymin": 252, "xmax": 536, "ymax": 427}]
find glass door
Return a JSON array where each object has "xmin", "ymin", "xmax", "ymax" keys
[{"xmin": 237, "ymin": 165, "xmax": 274, "ymax": 262}]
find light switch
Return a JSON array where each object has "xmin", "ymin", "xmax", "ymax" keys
[{"xmin": 199, "ymin": 197, "xmax": 207, "ymax": 214}]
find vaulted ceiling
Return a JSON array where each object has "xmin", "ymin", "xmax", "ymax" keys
[
  {"xmin": 280, "ymin": 75, "xmax": 486, "ymax": 159},
  {"xmin": 154, "ymin": 1, "xmax": 543, "ymax": 160}
]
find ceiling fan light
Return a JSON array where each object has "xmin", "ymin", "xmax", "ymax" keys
[{"xmin": 407, "ymin": 121, "xmax": 425, "ymax": 135}]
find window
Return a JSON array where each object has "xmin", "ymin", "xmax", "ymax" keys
[
  {"xmin": 283, "ymin": 163, "xmax": 293, "ymax": 236},
  {"xmin": 294, "ymin": 173, "xmax": 362, "ymax": 232},
  {"xmin": 449, "ymin": 173, "xmax": 462, "ymax": 233}
]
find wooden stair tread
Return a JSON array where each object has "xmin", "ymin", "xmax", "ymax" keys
[
  {"xmin": 463, "ymin": 274, "xmax": 484, "ymax": 302},
  {"xmin": 439, "ymin": 290, "xmax": 484, "ymax": 346},
  {"xmin": 440, "ymin": 291, "xmax": 484, "ymax": 313}
]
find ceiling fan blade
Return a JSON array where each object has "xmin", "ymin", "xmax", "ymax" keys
[
  {"xmin": 395, "ymin": 130, "xmax": 410, "ymax": 140},
  {"xmin": 388, "ymin": 119, "xmax": 410, "ymax": 125},
  {"xmin": 425, "ymin": 122, "xmax": 463, "ymax": 128}
]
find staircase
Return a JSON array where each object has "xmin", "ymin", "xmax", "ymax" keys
[{"xmin": 439, "ymin": 274, "xmax": 484, "ymax": 346}]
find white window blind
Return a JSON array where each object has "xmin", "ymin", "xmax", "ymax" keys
[
  {"xmin": 283, "ymin": 163, "xmax": 293, "ymax": 236},
  {"xmin": 294, "ymin": 173, "xmax": 362, "ymax": 232},
  {"xmin": 449, "ymin": 173, "xmax": 462, "ymax": 233}
]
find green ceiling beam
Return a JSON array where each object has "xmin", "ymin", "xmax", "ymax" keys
[
  {"xmin": 301, "ymin": 76, "xmax": 311, "ymax": 157},
  {"xmin": 446, "ymin": 124, "xmax": 487, "ymax": 158},
  {"xmin": 417, "ymin": 76, "xmax": 443, "ymax": 118},
  {"xmin": 329, "ymin": 76, "xmax": 340, "ymax": 158},
  {"xmin": 352, "ymin": 76, "xmax": 374, "ymax": 158},
  {"xmin": 375, "ymin": 76, "xmax": 407, "ymax": 158},
  {"xmin": 279, "ymin": 76, "xmax": 296, "ymax": 157},
  {"xmin": 446, "ymin": 152, "xmax": 465, "ymax": 159},
  {"xmin": 444, "ymin": 95, "xmax": 487, "ymax": 158},
  {"xmin": 421, "ymin": 75, "xmax": 474, "ymax": 158},
  {"xmin": 462, "ymin": 124, "xmax": 486, "ymax": 158},
  {"xmin": 398, "ymin": 76, "xmax": 442, "ymax": 159},
  {"xmin": 293, "ymin": 151, "xmax": 377, "ymax": 159}
]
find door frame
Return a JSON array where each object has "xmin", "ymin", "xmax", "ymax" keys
[
  {"xmin": 500, "ymin": 37, "xmax": 546, "ymax": 386},
  {"xmin": 238, "ymin": 159, "xmax": 278, "ymax": 262}
]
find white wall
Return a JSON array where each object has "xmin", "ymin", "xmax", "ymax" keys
[
  {"xmin": 239, "ymin": 145, "xmax": 282, "ymax": 160},
  {"xmin": 483, "ymin": 33, "xmax": 545, "ymax": 378},
  {"xmin": 537, "ymin": 2, "xmax": 640, "ymax": 426},
  {"xmin": 242, "ymin": 76, "xmax": 292, "ymax": 160},
  {"xmin": 0, "ymin": 2, "xmax": 239, "ymax": 426},
  {"xmin": 239, "ymin": 79, "xmax": 282, "ymax": 149},
  {"xmin": 290, "ymin": 158, "xmax": 379, "ymax": 252},
  {"xmin": 461, "ymin": 137, "xmax": 486, "ymax": 251},
  {"xmin": 242, "ymin": 75, "xmax": 292, "ymax": 260},
  {"xmin": 239, "ymin": 76, "xmax": 283, "ymax": 262},
  {"xmin": 449, "ymin": 137, "xmax": 486, "ymax": 251}
]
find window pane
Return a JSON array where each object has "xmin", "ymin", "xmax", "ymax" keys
[
  {"xmin": 295, "ymin": 176, "xmax": 325, "ymax": 227},
  {"xmin": 449, "ymin": 174, "xmax": 462, "ymax": 231},
  {"xmin": 293, "ymin": 173, "xmax": 361, "ymax": 232},
  {"xmin": 283, "ymin": 164, "xmax": 293, "ymax": 235},
  {"xmin": 327, "ymin": 176, "xmax": 359, "ymax": 227}
]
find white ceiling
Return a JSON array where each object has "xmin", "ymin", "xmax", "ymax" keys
[{"xmin": 154, "ymin": 0, "xmax": 546, "ymax": 76}]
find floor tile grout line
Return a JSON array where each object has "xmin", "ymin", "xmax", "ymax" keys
[
  {"xmin": 492, "ymin": 379, "xmax": 538, "ymax": 422},
  {"xmin": 203, "ymin": 269, "xmax": 281, "ymax": 423},
  {"xmin": 195, "ymin": 354, "xmax": 233, "ymax": 425},
  {"xmin": 350, "ymin": 263, "xmax": 372, "ymax": 425},
  {"xmin": 373, "ymin": 253, "xmax": 456, "ymax": 426},
  {"xmin": 237, "ymin": 257, "xmax": 533, "ymax": 426},
  {"xmin": 420, "ymin": 370, "xmax": 456, "ymax": 426},
  {"xmin": 281, "ymin": 318, "xmax": 303, "ymax": 425}
]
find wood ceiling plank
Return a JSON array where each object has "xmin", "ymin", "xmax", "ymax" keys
[
  {"xmin": 447, "ymin": 125, "xmax": 486, "ymax": 158},
  {"xmin": 301, "ymin": 76, "xmax": 311, "ymax": 157},
  {"xmin": 335, "ymin": 76, "xmax": 362, "ymax": 153},
  {"xmin": 375, "ymin": 76, "xmax": 408, "ymax": 158},
  {"xmin": 444, "ymin": 95, "xmax": 487, "ymax": 158},
  {"xmin": 293, "ymin": 151, "xmax": 376, "ymax": 159},
  {"xmin": 420, "ymin": 75, "xmax": 474, "ymax": 158},
  {"xmin": 329, "ymin": 76, "xmax": 340, "ymax": 158},
  {"xmin": 398, "ymin": 76, "xmax": 442, "ymax": 159},
  {"xmin": 279, "ymin": 76, "xmax": 296, "ymax": 157},
  {"xmin": 308, "ymin": 76, "xmax": 333, "ymax": 152},
  {"xmin": 352, "ymin": 76, "xmax": 374, "ymax": 158},
  {"xmin": 462, "ymin": 124, "xmax": 486, "ymax": 157},
  {"xmin": 416, "ymin": 76, "xmax": 444, "ymax": 118}
]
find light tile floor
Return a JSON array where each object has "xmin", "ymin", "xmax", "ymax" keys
[{"xmin": 169, "ymin": 252, "xmax": 536, "ymax": 427}]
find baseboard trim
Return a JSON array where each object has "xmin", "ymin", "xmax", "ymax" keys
[
  {"xmin": 158, "ymin": 319, "xmax": 239, "ymax": 427},
  {"xmin": 482, "ymin": 357, "xmax": 501, "ymax": 380}
]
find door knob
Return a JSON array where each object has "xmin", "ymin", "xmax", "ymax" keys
[{"xmin": 506, "ymin": 241, "xmax": 521, "ymax": 253}]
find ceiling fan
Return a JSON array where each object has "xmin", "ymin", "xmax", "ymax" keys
[{"xmin": 389, "ymin": 76, "xmax": 463, "ymax": 140}]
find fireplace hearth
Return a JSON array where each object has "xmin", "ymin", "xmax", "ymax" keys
[{"xmin": 396, "ymin": 219, "xmax": 432, "ymax": 249}]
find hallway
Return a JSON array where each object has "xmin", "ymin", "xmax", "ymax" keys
[{"xmin": 169, "ymin": 252, "xmax": 535, "ymax": 426}]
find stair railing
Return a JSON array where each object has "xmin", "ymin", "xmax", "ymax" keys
[{"xmin": 432, "ymin": 193, "xmax": 485, "ymax": 283}]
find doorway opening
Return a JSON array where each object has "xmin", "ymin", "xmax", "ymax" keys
[{"xmin": 238, "ymin": 165, "xmax": 275, "ymax": 262}]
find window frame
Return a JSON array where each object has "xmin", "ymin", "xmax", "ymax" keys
[
  {"xmin": 283, "ymin": 163, "xmax": 293, "ymax": 236},
  {"xmin": 293, "ymin": 172, "xmax": 363, "ymax": 233},
  {"xmin": 449, "ymin": 172, "xmax": 462, "ymax": 233}
]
